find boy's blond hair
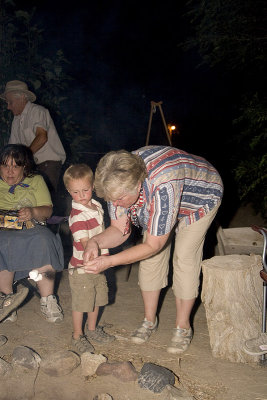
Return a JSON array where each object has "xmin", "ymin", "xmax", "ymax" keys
[{"xmin": 63, "ymin": 164, "xmax": 94, "ymax": 188}]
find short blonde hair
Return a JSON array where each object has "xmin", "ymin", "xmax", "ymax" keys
[
  {"xmin": 94, "ymin": 150, "xmax": 147, "ymax": 200},
  {"xmin": 63, "ymin": 164, "xmax": 94, "ymax": 188}
]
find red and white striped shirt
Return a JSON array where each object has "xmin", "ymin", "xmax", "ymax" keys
[{"xmin": 69, "ymin": 199, "xmax": 109, "ymax": 273}]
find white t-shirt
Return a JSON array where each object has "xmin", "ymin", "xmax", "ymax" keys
[{"xmin": 9, "ymin": 101, "xmax": 66, "ymax": 164}]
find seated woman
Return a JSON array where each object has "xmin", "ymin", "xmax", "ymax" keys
[{"xmin": 0, "ymin": 144, "xmax": 64, "ymax": 323}]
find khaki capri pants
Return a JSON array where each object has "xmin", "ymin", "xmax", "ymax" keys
[{"xmin": 138, "ymin": 203, "xmax": 220, "ymax": 299}]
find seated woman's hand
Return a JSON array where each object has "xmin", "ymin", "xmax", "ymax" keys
[
  {"xmin": 17, "ymin": 207, "xmax": 33, "ymax": 222},
  {"xmin": 17, "ymin": 205, "xmax": 52, "ymax": 223},
  {"xmin": 83, "ymin": 255, "xmax": 111, "ymax": 274}
]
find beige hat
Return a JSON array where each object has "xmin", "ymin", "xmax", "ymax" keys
[{"xmin": 0, "ymin": 80, "xmax": 36, "ymax": 102}]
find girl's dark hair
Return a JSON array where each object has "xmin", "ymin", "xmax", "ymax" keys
[{"xmin": 0, "ymin": 144, "xmax": 36, "ymax": 177}]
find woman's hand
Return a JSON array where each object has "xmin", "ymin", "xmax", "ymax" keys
[
  {"xmin": 17, "ymin": 205, "xmax": 52, "ymax": 222},
  {"xmin": 17, "ymin": 207, "xmax": 33, "ymax": 222},
  {"xmin": 83, "ymin": 255, "xmax": 112, "ymax": 274}
]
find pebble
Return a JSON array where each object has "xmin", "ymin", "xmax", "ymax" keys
[
  {"xmin": 93, "ymin": 394, "xmax": 113, "ymax": 400},
  {"xmin": 0, "ymin": 335, "xmax": 7, "ymax": 346}
]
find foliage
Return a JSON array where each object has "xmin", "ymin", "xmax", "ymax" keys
[
  {"xmin": 183, "ymin": 0, "xmax": 266, "ymax": 73},
  {"xmin": 0, "ymin": 0, "xmax": 89, "ymax": 161},
  {"xmin": 232, "ymin": 94, "xmax": 267, "ymax": 216},
  {"xmin": 183, "ymin": 0, "xmax": 267, "ymax": 219},
  {"xmin": 61, "ymin": 115, "xmax": 93, "ymax": 165}
]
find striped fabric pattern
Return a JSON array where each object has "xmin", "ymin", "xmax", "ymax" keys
[
  {"xmin": 69, "ymin": 199, "xmax": 109, "ymax": 273},
  {"xmin": 109, "ymin": 146, "xmax": 223, "ymax": 236}
]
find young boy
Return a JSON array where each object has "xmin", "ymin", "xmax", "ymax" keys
[{"xmin": 63, "ymin": 164, "xmax": 115, "ymax": 354}]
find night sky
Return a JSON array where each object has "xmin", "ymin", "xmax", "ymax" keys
[
  {"xmin": 23, "ymin": 1, "xmax": 232, "ymax": 170},
  {"xmin": 14, "ymin": 0, "xmax": 254, "ymax": 225}
]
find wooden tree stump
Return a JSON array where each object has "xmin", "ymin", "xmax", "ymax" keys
[{"xmin": 201, "ymin": 254, "xmax": 263, "ymax": 363}]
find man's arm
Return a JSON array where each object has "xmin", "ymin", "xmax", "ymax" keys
[{"xmin": 30, "ymin": 127, "xmax": 48, "ymax": 153}]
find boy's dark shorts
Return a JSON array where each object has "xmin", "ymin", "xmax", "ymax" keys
[{"xmin": 69, "ymin": 270, "xmax": 108, "ymax": 312}]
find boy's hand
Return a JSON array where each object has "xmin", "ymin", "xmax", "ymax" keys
[{"xmin": 83, "ymin": 239, "xmax": 99, "ymax": 263}]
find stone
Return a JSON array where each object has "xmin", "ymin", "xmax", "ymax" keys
[
  {"xmin": 0, "ymin": 358, "xmax": 12, "ymax": 376},
  {"xmin": 161, "ymin": 384, "xmax": 194, "ymax": 400},
  {"xmin": 81, "ymin": 352, "xmax": 107, "ymax": 377},
  {"xmin": 12, "ymin": 346, "xmax": 41, "ymax": 369},
  {"xmin": 93, "ymin": 394, "xmax": 113, "ymax": 400},
  {"xmin": 138, "ymin": 363, "xmax": 175, "ymax": 393},
  {"xmin": 0, "ymin": 335, "xmax": 7, "ymax": 346},
  {"xmin": 41, "ymin": 350, "xmax": 80, "ymax": 376},
  {"xmin": 96, "ymin": 361, "xmax": 138, "ymax": 382}
]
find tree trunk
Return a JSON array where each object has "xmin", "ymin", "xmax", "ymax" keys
[{"xmin": 201, "ymin": 254, "xmax": 263, "ymax": 363}]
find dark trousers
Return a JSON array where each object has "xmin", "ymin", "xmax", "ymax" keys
[{"xmin": 37, "ymin": 160, "xmax": 62, "ymax": 193}]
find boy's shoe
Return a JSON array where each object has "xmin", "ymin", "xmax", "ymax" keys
[
  {"xmin": 2, "ymin": 311, "xmax": 17, "ymax": 323},
  {"xmin": 243, "ymin": 333, "xmax": 267, "ymax": 356},
  {"xmin": 85, "ymin": 326, "xmax": 115, "ymax": 344},
  {"xmin": 0, "ymin": 335, "xmax": 7, "ymax": 346},
  {"xmin": 131, "ymin": 317, "xmax": 158, "ymax": 344},
  {"xmin": 71, "ymin": 334, "xmax": 94, "ymax": 354},
  {"xmin": 40, "ymin": 295, "xmax": 63, "ymax": 323},
  {"xmin": 0, "ymin": 287, "xmax": 29, "ymax": 322},
  {"xmin": 167, "ymin": 326, "xmax": 193, "ymax": 354}
]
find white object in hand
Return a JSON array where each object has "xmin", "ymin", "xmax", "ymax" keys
[{"xmin": 29, "ymin": 269, "xmax": 43, "ymax": 282}]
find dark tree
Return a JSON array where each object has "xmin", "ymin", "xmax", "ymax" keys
[{"xmin": 182, "ymin": 0, "xmax": 267, "ymax": 219}]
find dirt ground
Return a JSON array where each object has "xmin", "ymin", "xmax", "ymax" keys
[{"xmin": 0, "ymin": 203, "xmax": 266, "ymax": 400}]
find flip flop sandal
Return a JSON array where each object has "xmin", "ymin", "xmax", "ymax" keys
[{"xmin": 0, "ymin": 287, "xmax": 29, "ymax": 322}]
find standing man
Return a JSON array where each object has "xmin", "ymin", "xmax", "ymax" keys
[{"xmin": 0, "ymin": 80, "xmax": 66, "ymax": 194}]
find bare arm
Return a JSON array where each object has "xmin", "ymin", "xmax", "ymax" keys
[
  {"xmin": 83, "ymin": 216, "xmax": 130, "ymax": 262},
  {"xmin": 83, "ymin": 230, "xmax": 170, "ymax": 274},
  {"xmin": 30, "ymin": 127, "xmax": 48, "ymax": 154},
  {"xmin": 111, "ymin": 231, "xmax": 169, "ymax": 265},
  {"xmin": 80, "ymin": 237, "xmax": 89, "ymax": 250}
]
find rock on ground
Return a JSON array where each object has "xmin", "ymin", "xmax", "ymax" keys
[
  {"xmin": 96, "ymin": 361, "xmax": 138, "ymax": 382},
  {"xmin": 81, "ymin": 352, "xmax": 107, "ymax": 376},
  {"xmin": 138, "ymin": 362, "xmax": 175, "ymax": 393},
  {"xmin": 41, "ymin": 350, "xmax": 80, "ymax": 376},
  {"xmin": 12, "ymin": 345, "xmax": 41, "ymax": 370}
]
